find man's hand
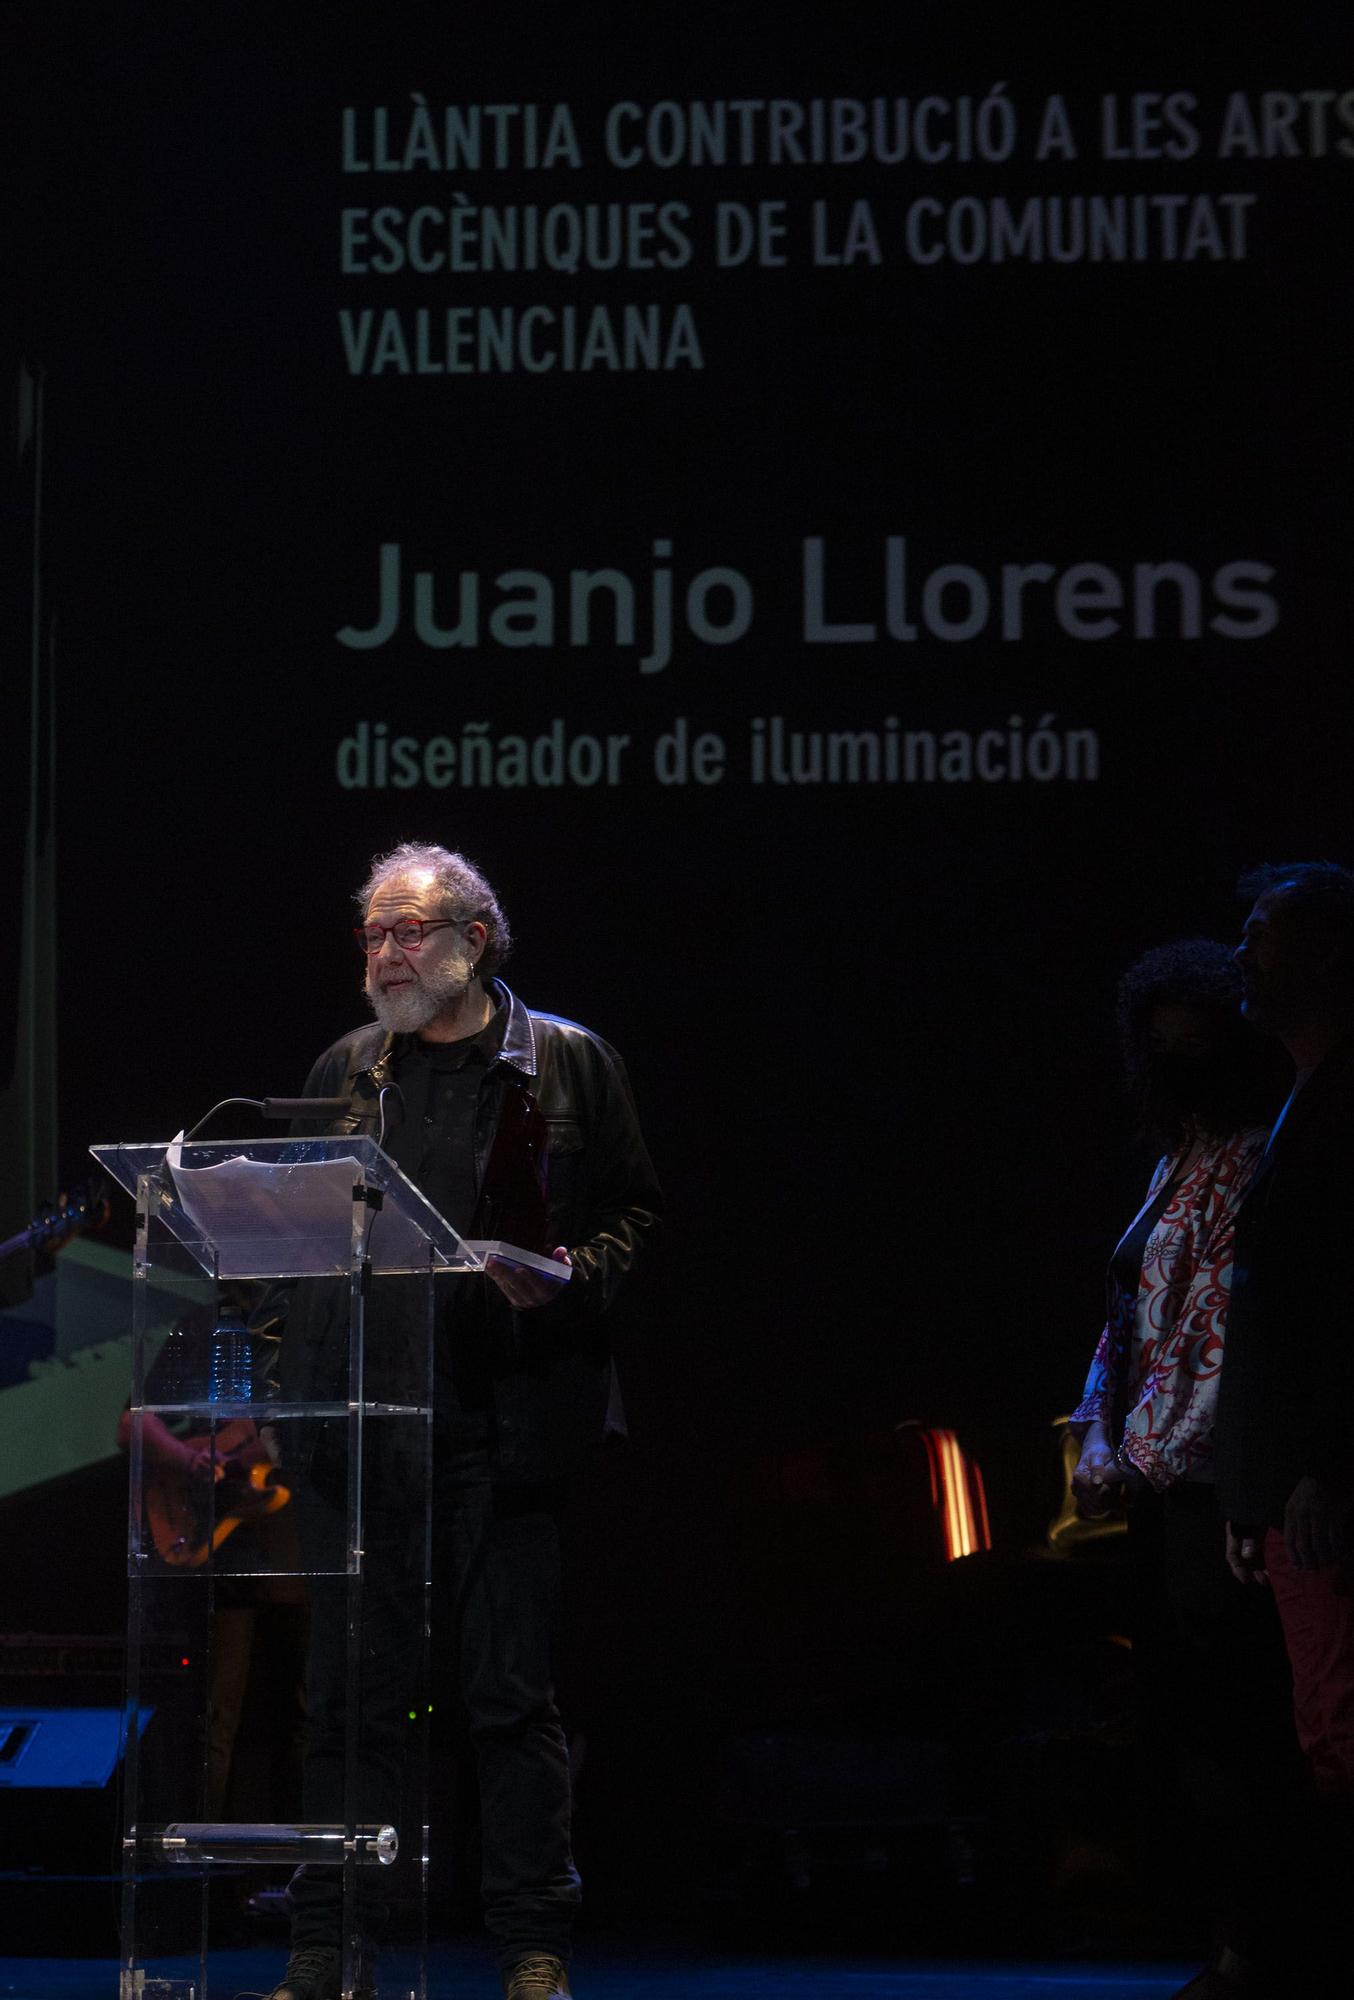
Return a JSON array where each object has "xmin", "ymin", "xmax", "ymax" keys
[
  {"xmin": 1283, "ymin": 1475, "xmax": 1354, "ymax": 1572},
  {"xmin": 1071, "ymin": 1423, "xmax": 1126, "ymax": 1518},
  {"xmin": 486, "ymin": 1246, "xmax": 572, "ymax": 1311},
  {"xmin": 1225, "ymin": 1520, "xmax": 1269, "ymax": 1586}
]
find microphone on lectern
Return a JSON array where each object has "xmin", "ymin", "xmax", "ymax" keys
[
  {"xmin": 180, "ymin": 1094, "xmax": 353, "ymax": 1142},
  {"xmin": 259, "ymin": 1096, "xmax": 354, "ymax": 1122}
]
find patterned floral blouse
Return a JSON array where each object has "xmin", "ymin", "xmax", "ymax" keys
[{"xmin": 1072, "ymin": 1127, "xmax": 1270, "ymax": 1490}]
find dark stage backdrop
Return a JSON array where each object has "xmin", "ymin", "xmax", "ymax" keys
[{"xmin": 3, "ymin": 0, "xmax": 1352, "ymax": 1915}]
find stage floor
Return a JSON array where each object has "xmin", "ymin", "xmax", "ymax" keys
[{"xmin": 0, "ymin": 1946, "xmax": 1196, "ymax": 1999}]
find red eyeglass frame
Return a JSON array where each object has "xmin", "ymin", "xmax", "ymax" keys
[{"xmin": 352, "ymin": 918, "xmax": 461, "ymax": 953}]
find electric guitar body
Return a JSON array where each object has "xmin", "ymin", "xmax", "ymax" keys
[{"xmin": 144, "ymin": 1418, "xmax": 291, "ymax": 1568}]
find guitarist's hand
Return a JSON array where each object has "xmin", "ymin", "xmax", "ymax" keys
[{"xmin": 130, "ymin": 1411, "xmax": 215, "ymax": 1478}]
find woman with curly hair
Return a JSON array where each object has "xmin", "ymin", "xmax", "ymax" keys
[
  {"xmin": 1074, "ymin": 940, "xmax": 1282, "ymax": 1502},
  {"xmin": 1070, "ymin": 940, "xmax": 1296, "ymax": 2000}
]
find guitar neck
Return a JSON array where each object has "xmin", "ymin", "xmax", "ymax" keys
[{"xmin": 0, "ymin": 1185, "xmax": 110, "ymax": 1268}]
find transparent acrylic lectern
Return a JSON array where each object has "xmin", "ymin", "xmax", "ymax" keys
[{"xmin": 89, "ymin": 1134, "xmax": 503, "ymax": 2000}]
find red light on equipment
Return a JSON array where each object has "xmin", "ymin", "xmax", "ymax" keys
[{"xmin": 918, "ymin": 1428, "xmax": 992, "ymax": 1562}]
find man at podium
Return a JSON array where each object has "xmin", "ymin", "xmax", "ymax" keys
[{"xmin": 270, "ymin": 840, "xmax": 662, "ymax": 2000}]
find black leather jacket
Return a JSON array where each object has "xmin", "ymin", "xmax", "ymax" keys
[
  {"xmin": 1215, "ymin": 1037, "xmax": 1354, "ymax": 1527},
  {"xmin": 282, "ymin": 980, "xmax": 661, "ymax": 1481}
]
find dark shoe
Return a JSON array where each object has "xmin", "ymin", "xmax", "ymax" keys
[
  {"xmin": 266, "ymin": 1944, "xmax": 341, "ymax": 2000},
  {"xmin": 502, "ymin": 1954, "xmax": 572, "ymax": 2000}
]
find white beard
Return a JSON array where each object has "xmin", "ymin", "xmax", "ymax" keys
[{"xmin": 365, "ymin": 946, "xmax": 477, "ymax": 1034}]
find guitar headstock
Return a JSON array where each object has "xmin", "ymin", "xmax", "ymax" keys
[{"xmin": 23, "ymin": 1181, "xmax": 112, "ymax": 1258}]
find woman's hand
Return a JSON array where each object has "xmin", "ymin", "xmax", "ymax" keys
[{"xmin": 1072, "ymin": 1422, "xmax": 1127, "ymax": 1517}]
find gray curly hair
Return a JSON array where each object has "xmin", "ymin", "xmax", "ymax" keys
[{"xmin": 358, "ymin": 842, "xmax": 512, "ymax": 977}]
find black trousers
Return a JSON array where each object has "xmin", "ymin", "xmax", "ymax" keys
[
  {"xmin": 1127, "ymin": 1481, "xmax": 1301, "ymax": 1967},
  {"xmin": 289, "ymin": 1440, "xmax": 580, "ymax": 1973}
]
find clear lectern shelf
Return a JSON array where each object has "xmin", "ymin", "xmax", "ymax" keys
[{"xmin": 89, "ymin": 1136, "xmax": 567, "ymax": 1283}]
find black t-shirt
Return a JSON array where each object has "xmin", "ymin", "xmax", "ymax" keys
[{"xmin": 394, "ymin": 1003, "xmax": 507, "ymax": 1442}]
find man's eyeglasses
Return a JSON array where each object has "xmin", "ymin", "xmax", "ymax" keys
[{"xmin": 353, "ymin": 918, "xmax": 461, "ymax": 954}]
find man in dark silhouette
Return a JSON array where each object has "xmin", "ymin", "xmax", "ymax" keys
[{"xmin": 1214, "ymin": 860, "xmax": 1354, "ymax": 1998}]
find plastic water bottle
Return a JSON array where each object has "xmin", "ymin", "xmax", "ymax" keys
[
  {"xmin": 156, "ymin": 1321, "xmax": 190, "ymax": 1402},
  {"xmin": 209, "ymin": 1316, "xmax": 252, "ymax": 1403}
]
